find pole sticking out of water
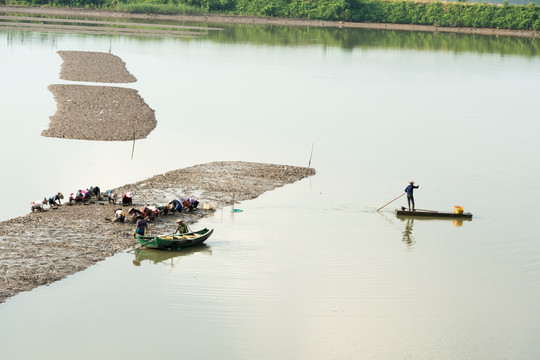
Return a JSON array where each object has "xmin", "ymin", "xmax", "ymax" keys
[
  {"xmin": 308, "ymin": 142, "xmax": 314, "ymax": 168},
  {"xmin": 131, "ymin": 123, "xmax": 136, "ymax": 160}
]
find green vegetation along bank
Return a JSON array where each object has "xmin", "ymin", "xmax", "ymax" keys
[{"xmin": 1, "ymin": 0, "xmax": 540, "ymax": 31}]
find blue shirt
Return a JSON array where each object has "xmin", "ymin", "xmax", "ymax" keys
[
  {"xmin": 170, "ymin": 199, "xmax": 182, "ymax": 210},
  {"xmin": 136, "ymin": 218, "xmax": 147, "ymax": 230},
  {"xmin": 404, "ymin": 184, "xmax": 418, "ymax": 195}
]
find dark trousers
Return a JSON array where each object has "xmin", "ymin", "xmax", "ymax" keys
[{"xmin": 407, "ymin": 194, "xmax": 415, "ymax": 210}]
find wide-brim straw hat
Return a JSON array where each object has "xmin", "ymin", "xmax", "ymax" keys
[
  {"xmin": 409, "ymin": 181, "xmax": 414, "ymax": 184},
  {"xmin": 176, "ymin": 219, "xmax": 183, "ymax": 223}
]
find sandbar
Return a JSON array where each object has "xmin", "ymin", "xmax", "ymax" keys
[{"xmin": 0, "ymin": 161, "xmax": 315, "ymax": 303}]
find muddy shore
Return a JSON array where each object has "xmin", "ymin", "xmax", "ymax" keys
[
  {"xmin": 45, "ymin": 83, "xmax": 156, "ymax": 141},
  {"xmin": 44, "ymin": 51, "xmax": 157, "ymax": 141},
  {"xmin": 0, "ymin": 161, "xmax": 315, "ymax": 303},
  {"xmin": 1, "ymin": 5, "xmax": 539, "ymax": 39},
  {"xmin": 58, "ymin": 51, "xmax": 137, "ymax": 84}
]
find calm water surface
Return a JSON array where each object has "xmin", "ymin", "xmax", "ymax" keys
[{"xmin": 1, "ymin": 24, "xmax": 540, "ymax": 359}]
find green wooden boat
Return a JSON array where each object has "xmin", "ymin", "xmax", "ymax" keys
[{"xmin": 137, "ymin": 228, "xmax": 213, "ymax": 250}]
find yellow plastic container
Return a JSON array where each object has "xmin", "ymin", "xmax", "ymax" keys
[{"xmin": 454, "ymin": 206, "xmax": 464, "ymax": 214}]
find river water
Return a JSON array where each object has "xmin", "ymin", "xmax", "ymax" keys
[{"xmin": 1, "ymin": 22, "xmax": 540, "ymax": 359}]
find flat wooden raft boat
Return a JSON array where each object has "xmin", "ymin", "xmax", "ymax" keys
[{"xmin": 395, "ymin": 209, "xmax": 473, "ymax": 219}]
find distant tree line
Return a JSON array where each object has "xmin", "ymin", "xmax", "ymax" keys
[
  {"xmin": 2, "ymin": 0, "xmax": 539, "ymax": 30},
  {"xmin": 351, "ymin": 1, "xmax": 540, "ymax": 30}
]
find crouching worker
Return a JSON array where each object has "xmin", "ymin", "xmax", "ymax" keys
[
  {"xmin": 128, "ymin": 207, "xmax": 143, "ymax": 220},
  {"xmin": 181, "ymin": 198, "xmax": 192, "ymax": 211},
  {"xmin": 123, "ymin": 192, "xmax": 133, "ymax": 205},
  {"xmin": 48, "ymin": 193, "xmax": 64, "ymax": 207},
  {"xmin": 69, "ymin": 191, "xmax": 84, "ymax": 204},
  {"xmin": 30, "ymin": 198, "xmax": 48, "ymax": 212},
  {"xmin": 133, "ymin": 215, "xmax": 148, "ymax": 238},
  {"xmin": 107, "ymin": 191, "xmax": 118, "ymax": 204},
  {"xmin": 112, "ymin": 208, "xmax": 125, "ymax": 223},
  {"xmin": 174, "ymin": 218, "xmax": 189, "ymax": 235},
  {"xmin": 142, "ymin": 205, "xmax": 157, "ymax": 221},
  {"xmin": 92, "ymin": 186, "xmax": 101, "ymax": 199},
  {"xmin": 157, "ymin": 205, "xmax": 170, "ymax": 216},
  {"xmin": 169, "ymin": 199, "xmax": 183, "ymax": 213}
]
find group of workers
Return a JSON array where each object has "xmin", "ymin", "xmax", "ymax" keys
[
  {"xmin": 168, "ymin": 198, "xmax": 199, "ymax": 213},
  {"xmin": 103, "ymin": 190, "xmax": 132, "ymax": 205},
  {"xmin": 30, "ymin": 187, "xmax": 199, "ymax": 237},
  {"xmin": 69, "ymin": 187, "xmax": 101, "ymax": 204},
  {"xmin": 31, "ymin": 186, "xmax": 103, "ymax": 211},
  {"xmin": 131, "ymin": 209, "xmax": 192, "ymax": 238},
  {"xmin": 133, "ymin": 216, "xmax": 189, "ymax": 238},
  {"xmin": 29, "ymin": 181, "xmax": 202, "ymax": 244},
  {"xmin": 112, "ymin": 197, "xmax": 199, "ymax": 223},
  {"xmin": 108, "ymin": 197, "xmax": 200, "ymax": 238},
  {"xmin": 32, "ymin": 186, "xmax": 103, "ymax": 212},
  {"xmin": 30, "ymin": 192, "xmax": 64, "ymax": 212}
]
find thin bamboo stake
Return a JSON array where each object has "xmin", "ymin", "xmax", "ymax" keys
[
  {"xmin": 131, "ymin": 123, "xmax": 136, "ymax": 160},
  {"xmin": 308, "ymin": 142, "xmax": 314, "ymax": 168}
]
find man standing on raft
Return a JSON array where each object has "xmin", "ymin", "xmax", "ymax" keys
[{"xmin": 405, "ymin": 181, "xmax": 419, "ymax": 211}]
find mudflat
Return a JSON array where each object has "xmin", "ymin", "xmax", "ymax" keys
[
  {"xmin": 45, "ymin": 83, "xmax": 156, "ymax": 141},
  {"xmin": 57, "ymin": 51, "xmax": 137, "ymax": 83},
  {"xmin": 0, "ymin": 161, "xmax": 315, "ymax": 303}
]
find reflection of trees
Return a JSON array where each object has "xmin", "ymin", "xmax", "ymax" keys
[
  {"xmin": 402, "ymin": 218, "xmax": 414, "ymax": 246},
  {"xmin": 4, "ymin": 21, "xmax": 540, "ymax": 58},
  {"xmin": 207, "ymin": 25, "xmax": 540, "ymax": 57}
]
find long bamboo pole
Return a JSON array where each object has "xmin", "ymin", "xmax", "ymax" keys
[{"xmin": 376, "ymin": 192, "xmax": 406, "ymax": 212}]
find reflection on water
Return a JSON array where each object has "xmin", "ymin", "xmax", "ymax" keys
[
  {"xmin": 402, "ymin": 218, "xmax": 415, "ymax": 246},
  {"xmin": 377, "ymin": 211, "xmax": 465, "ymax": 247},
  {"xmin": 3, "ymin": 16, "xmax": 540, "ymax": 57},
  {"xmin": 132, "ymin": 244, "xmax": 212, "ymax": 266},
  {"xmin": 397, "ymin": 215, "xmax": 471, "ymax": 245}
]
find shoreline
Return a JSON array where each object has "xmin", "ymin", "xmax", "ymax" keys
[
  {"xmin": 0, "ymin": 161, "xmax": 315, "ymax": 304},
  {"xmin": 1, "ymin": 5, "xmax": 540, "ymax": 38}
]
